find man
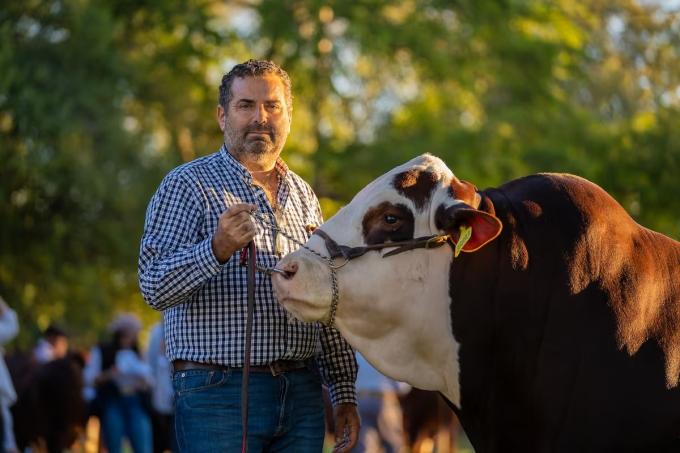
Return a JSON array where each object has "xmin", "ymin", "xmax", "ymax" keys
[{"xmin": 139, "ymin": 59, "xmax": 359, "ymax": 452}]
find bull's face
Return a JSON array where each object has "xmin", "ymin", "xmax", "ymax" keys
[
  {"xmin": 272, "ymin": 154, "xmax": 502, "ymax": 399},
  {"xmin": 273, "ymin": 153, "xmax": 501, "ymax": 324}
]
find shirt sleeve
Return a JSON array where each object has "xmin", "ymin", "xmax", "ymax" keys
[
  {"xmin": 309, "ymin": 192, "xmax": 358, "ymax": 406},
  {"xmin": 316, "ymin": 325, "xmax": 358, "ymax": 406},
  {"xmin": 138, "ymin": 172, "xmax": 224, "ymax": 311}
]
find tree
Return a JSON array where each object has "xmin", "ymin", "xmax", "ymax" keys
[{"xmin": 1, "ymin": 0, "xmax": 677, "ymax": 345}]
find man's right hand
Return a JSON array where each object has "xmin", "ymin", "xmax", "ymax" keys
[{"xmin": 211, "ymin": 203, "xmax": 257, "ymax": 263}]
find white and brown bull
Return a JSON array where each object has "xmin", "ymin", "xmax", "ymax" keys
[{"xmin": 272, "ymin": 154, "xmax": 680, "ymax": 452}]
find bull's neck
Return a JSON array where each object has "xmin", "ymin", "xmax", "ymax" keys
[{"xmin": 335, "ymin": 247, "xmax": 462, "ymax": 406}]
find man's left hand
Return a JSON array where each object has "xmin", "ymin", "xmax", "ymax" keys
[{"xmin": 332, "ymin": 402, "xmax": 360, "ymax": 453}]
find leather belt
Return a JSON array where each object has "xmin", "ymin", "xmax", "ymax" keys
[{"xmin": 172, "ymin": 359, "xmax": 307, "ymax": 376}]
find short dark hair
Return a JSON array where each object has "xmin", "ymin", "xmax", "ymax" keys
[
  {"xmin": 218, "ymin": 59, "xmax": 293, "ymax": 115},
  {"xmin": 44, "ymin": 324, "xmax": 67, "ymax": 338}
]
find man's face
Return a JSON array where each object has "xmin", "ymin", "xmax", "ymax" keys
[{"xmin": 217, "ymin": 75, "xmax": 291, "ymax": 164}]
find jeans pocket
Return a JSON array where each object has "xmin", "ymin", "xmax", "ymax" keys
[{"xmin": 173, "ymin": 369, "xmax": 230, "ymax": 395}]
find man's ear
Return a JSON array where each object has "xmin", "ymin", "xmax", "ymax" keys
[
  {"xmin": 216, "ymin": 105, "xmax": 226, "ymax": 131},
  {"xmin": 435, "ymin": 203, "xmax": 502, "ymax": 253}
]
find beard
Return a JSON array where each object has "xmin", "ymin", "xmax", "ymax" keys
[{"xmin": 224, "ymin": 121, "xmax": 287, "ymax": 162}]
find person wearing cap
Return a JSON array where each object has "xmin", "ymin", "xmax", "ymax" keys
[
  {"xmin": 83, "ymin": 313, "xmax": 153, "ymax": 453},
  {"xmin": 138, "ymin": 59, "xmax": 359, "ymax": 452}
]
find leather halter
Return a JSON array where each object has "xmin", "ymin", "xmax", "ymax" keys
[
  {"xmin": 310, "ymin": 229, "xmax": 453, "ymax": 327},
  {"xmin": 313, "ymin": 229, "xmax": 453, "ymax": 262},
  {"xmin": 247, "ymin": 209, "xmax": 453, "ymax": 328}
]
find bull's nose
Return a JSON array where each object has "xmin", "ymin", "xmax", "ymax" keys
[{"xmin": 278, "ymin": 260, "xmax": 298, "ymax": 279}]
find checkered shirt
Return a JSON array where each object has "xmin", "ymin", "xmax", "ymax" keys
[{"xmin": 138, "ymin": 145, "xmax": 357, "ymax": 405}]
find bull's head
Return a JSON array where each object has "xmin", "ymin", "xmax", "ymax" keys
[{"xmin": 272, "ymin": 154, "xmax": 502, "ymax": 405}]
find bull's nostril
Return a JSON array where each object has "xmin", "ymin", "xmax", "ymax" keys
[
  {"xmin": 282, "ymin": 261, "xmax": 298, "ymax": 279},
  {"xmin": 272, "ymin": 261, "xmax": 298, "ymax": 280}
]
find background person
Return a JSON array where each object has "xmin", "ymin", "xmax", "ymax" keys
[
  {"xmin": 355, "ymin": 353, "xmax": 409, "ymax": 453},
  {"xmin": 146, "ymin": 321, "xmax": 175, "ymax": 453},
  {"xmin": 83, "ymin": 313, "xmax": 153, "ymax": 453},
  {"xmin": 33, "ymin": 324, "xmax": 69, "ymax": 364},
  {"xmin": 0, "ymin": 296, "xmax": 19, "ymax": 453}
]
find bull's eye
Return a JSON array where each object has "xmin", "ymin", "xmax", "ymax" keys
[{"xmin": 384, "ymin": 214, "xmax": 399, "ymax": 224}]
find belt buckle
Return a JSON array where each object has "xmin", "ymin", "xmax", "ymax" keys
[{"xmin": 269, "ymin": 361, "xmax": 283, "ymax": 376}]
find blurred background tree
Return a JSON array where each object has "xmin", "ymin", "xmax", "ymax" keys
[{"xmin": 1, "ymin": 0, "xmax": 678, "ymax": 346}]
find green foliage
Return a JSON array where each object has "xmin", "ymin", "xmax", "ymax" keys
[{"xmin": 1, "ymin": 0, "xmax": 678, "ymax": 346}]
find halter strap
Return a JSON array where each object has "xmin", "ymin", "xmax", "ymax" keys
[{"xmin": 313, "ymin": 229, "xmax": 452, "ymax": 261}]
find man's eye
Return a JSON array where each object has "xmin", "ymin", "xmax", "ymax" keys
[{"xmin": 384, "ymin": 215, "xmax": 399, "ymax": 224}]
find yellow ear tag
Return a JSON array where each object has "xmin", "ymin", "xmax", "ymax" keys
[{"xmin": 454, "ymin": 225, "xmax": 472, "ymax": 258}]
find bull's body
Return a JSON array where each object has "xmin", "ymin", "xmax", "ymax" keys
[
  {"xmin": 452, "ymin": 174, "xmax": 680, "ymax": 451},
  {"xmin": 273, "ymin": 155, "xmax": 680, "ymax": 452}
]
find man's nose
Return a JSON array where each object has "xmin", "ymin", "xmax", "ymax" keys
[{"xmin": 253, "ymin": 104, "xmax": 268, "ymax": 124}]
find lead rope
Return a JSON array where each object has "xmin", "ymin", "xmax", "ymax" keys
[
  {"xmin": 240, "ymin": 241, "xmax": 256, "ymax": 453},
  {"xmin": 248, "ymin": 212, "xmax": 341, "ymax": 327}
]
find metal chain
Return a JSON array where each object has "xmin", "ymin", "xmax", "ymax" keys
[
  {"xmin": 248, "ymin": 211, "xmax": 341, "ymax": 327},
  {"xmin": 250, "ymin": 211, "xmax": 332, "ymax": 263}
]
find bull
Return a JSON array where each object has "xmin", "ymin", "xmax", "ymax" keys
[{"xmin": 272, "ymin": 154, "xmax": 680, "ymax": 452}]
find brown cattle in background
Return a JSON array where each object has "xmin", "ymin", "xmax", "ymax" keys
[{"xmin": 8, "ymin": 351, "xmax": 87, "ymax": 453}]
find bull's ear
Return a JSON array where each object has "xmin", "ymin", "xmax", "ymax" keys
[{"xmin": 435, "ymin": 204, "xmax": 503, "ymax": 252}]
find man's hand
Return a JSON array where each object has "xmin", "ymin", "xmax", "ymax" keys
[
  {"xmin": 211, "ymin": 203, "xmax": 257, "ymax": 263},
  {"xmin": 333, "ymin": 403, "xmax": 360, "ymax": 453}
]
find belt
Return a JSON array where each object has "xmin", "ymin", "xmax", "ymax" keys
[{"xmin": 172, "ymin": 359, "xmax": 308, "ymax": 376}]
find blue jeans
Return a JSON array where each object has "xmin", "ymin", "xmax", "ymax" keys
[
  {"xmin": 173, "ymin": 367, "xmax": 325, "ymax": 452},
  {"xmin": 100, "ymin": 393, "xmax": 153, "ymax": 453}
]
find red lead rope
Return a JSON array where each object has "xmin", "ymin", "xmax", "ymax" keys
[{"xmin": 240, "ymin": 241, "xmax": 257, "ymax": 453}]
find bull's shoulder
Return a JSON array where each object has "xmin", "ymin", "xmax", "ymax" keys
[{"xmin": 484, "ymin": 172, "xmax": 680, "ymax": 388}]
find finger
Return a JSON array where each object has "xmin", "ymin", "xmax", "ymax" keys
[
  {"xmin": 346, "ymin": 416, "xmax": 360, "ymax": 451},
  {"xmin": 333, "ymin": 419, "xmax": 349, "ymax": 452},
  {"xmin": 333, "ymin": 414, "xmax": 345, "ymax": 442},
  {"xmin": 227, "ymin": 212, "xmax": 256, "ymax": 228},
  {"xmin": 234, "ymin": 219, "xmax": 256, "ymax": 235},
  {"xmin": 332, "ymin": 434, "xmax": 350, "ymax": 453},
  {"xmin": 237, "ymin": 228, "xmax": 257, "ymax": 243},
  {"xmin": 224, "ymin": 203, "xmax": 256, "ymax": 218},
  {"xmin": 223, "ymin": 215, "xmax": 255, "ymax": 233}
]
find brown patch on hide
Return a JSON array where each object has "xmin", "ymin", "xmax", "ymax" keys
[
  {"xmin": 522, "ymin": 200, "xmax": 543, "ymax": 218},
  {"xmin": 362, "ymin": 202, "xmax": 415, "ymax": 245},
  {"xmin": 448, "ymin": 177, "xmax": 481, "ymax": 208},
  {"xmin": 393, "ymin": 169, "xmax": 440, "ymax": 211}
]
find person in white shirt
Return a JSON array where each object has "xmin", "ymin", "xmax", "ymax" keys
[{"xmin": 83, "ymin": 313, "xmax": 153, "ymax": 453}]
